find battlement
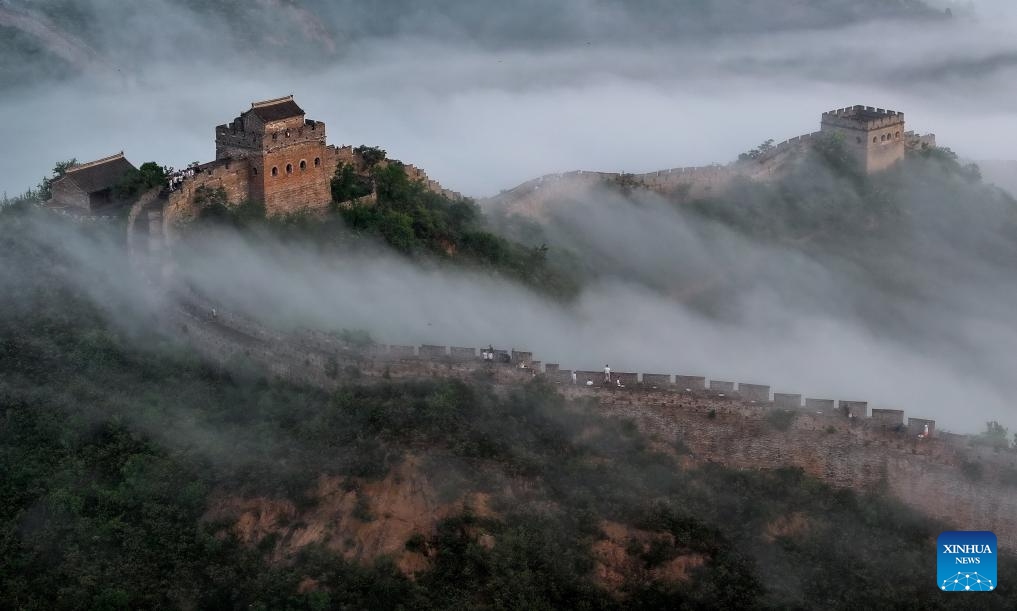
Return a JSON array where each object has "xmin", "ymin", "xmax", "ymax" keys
[
  {"xmin": 216, "ymin": 118, "xmax": 326, "ymax": 160},
  {"xmin": 340, "ymin": 342, "xmax": 947, "ymax": 442},
  {"xmin": 819, "ymin": 104, "xmax": 909, "ymax": 173},
  {"xmin": 821, "ymin": 105, "xmax": 905, "ymax": 131},
  {"xmin": 167, "ymin": 296, "xmax": 1017, "ymax": 550},
  {"xmin": 755, "ymin": 131, "xmax": 823, "ymax": 163},
  {"xmin": 216, "ymin": 119, "xmax": 323, "ymax": 137}
]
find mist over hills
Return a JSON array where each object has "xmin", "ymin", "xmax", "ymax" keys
[
  {"xmin": 1, "ymin": 0, "xmax": 945, "ymax": 86},
  {"xmin": 4, "ymin": 196, "xmax": 1017, "ymax": 610},
  {"xmin": 4, "ymin": 2, "xmax": 1017, "ymax": 608},
  {"xmin": 5, "ymin": 1, "xmax": 1017, "ymax": 199}
]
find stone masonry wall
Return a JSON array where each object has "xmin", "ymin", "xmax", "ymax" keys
[
  {"xmin": 260, "ymin": 139, "xmax": 334, "ymax": 216},
  {"xmin": 586, "ymin": 389, "xmax": 1017, "ymax": 550},
  {"xmin": 158, "ymin": 293, "xmax": 1017, "ymax": 551},
  {"xmin": 165, "ymin": 158, "xmax": 252, "ymax": 228}
]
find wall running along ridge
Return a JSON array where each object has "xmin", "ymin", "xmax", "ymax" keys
[{"xmin": 157, "ymin": 297, "xmax": 1017, "ymax": 550}]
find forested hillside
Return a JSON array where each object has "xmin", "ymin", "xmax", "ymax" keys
[{"xmin": 2, "ymin": 201, "xmax": 1015, "ymax": 609}]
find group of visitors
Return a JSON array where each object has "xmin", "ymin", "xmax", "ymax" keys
[
  {"xmin": 481, "ymin": 345, "xmax": 510, "ymax": 363},
  {"xmin": 573, "ymin": 364, "xmax": 625, "ymax": 388},
  {"xmin": 167, "ymin": 162, "xmax": 200, "ymax": 192}
]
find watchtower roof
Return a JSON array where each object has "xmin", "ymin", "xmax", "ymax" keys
[
  {"xmin": 61, "ymin": 152, "xmax": 135, "ymax": 194},
  {"xmin": 247, "ymin": 95, "xmax": 304, "ymax": 122}
]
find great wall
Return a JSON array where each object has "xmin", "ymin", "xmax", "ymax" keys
[
  {"xmin": 487, "ymin": 105, "xmax": 937, "ymax": 218},
  {"xmin": 63, "ymin": 96, "xmax": 1017, "ymax": 549},
  {"xmin": 153, "ymin": 279, "xmax": 1017, "ymax": 550}
]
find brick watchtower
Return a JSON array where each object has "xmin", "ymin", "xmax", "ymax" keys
[
  {"xmin": 214, "ymin": 95, "xmax": 332, "ymax": 214},
  {"xmin": 820, "ymin": 105, "xmax": 906, "ymax": 174}
]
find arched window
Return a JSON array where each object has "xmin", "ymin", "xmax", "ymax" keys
[
  {"xmin": 299, "ymin": 159, "xmax": 307, "ymax": 171},
  {"xmin": 895, "ymin": 131, "xmax": 901, "ymax": 139},
  {"xmin": 314, "ymin": 157, "xmax": 321, "ymax": 167},
  {"xmin": 880, "ymin": 134, "xmax": 886, "ymax": 142},
  {"xmin": 271, "ymin": 166, "xmax": 278, "ymax": 177},
  {"xmin": 286, "ymin": 163, "xmax": 293, "ymax": 174},
  {"xmin": 252, "ymin": 167, "xmax": 258, "ymax": 176},
  {"xmin": 872, "ymin": 136, "xmax": 878, "ymax": 143}
]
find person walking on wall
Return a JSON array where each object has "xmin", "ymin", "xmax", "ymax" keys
[{"xmin": 604, "ymin": 364, "xmax": 611, "ymax": 383}]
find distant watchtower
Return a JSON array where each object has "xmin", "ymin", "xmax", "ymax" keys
[
  {"xmin": 820, "ymin": 105, "xmax": 906, "ymax": 174},
  {"xmin": 214, "ymin": 95, "xmax": 331, "ymax": 213}
]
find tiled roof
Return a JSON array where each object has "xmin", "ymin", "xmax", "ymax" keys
[
  {"xmin": 61, "ymin": 152, "xmax": 135, "ymax": 194},
  {"xmin": 248, "ymin": 95, "xmax": 304, "ymax": 122}
]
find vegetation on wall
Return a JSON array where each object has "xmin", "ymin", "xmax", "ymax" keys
[
  {"xmin": 329, "ymin": 161, "xmax": 373, "ymax": 204},
  {"xmin": 194, "ymin": 185, "xmax": 267, "ymax": 227},
  {"xmin": 164, "ymin": 149, "xmax": 577, "ymax": 298},
  {"xmin": 338, "ymin": 160, "xmax": 575, "ymax": 297},
  {"xmin": 111, "ymin": 161, "xmax": 168, "ymax": 202},
  {"xmin": 34, "ymin": 159, "xmax": 77, "ymax": 201},
  {"xmin": 738, "ymin": 139, "xmax": 775, "ymax": 161}
]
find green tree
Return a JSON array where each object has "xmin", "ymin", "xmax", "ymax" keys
[
  {"xmin": 112, "ymin": 161, "xmax": 168, "ymax": 201},
  {"xmin": 976, "ymin": 421, "xmax": 1011, "ymax": 449},
  {"xmin": 36, "ymin": 158, "xmax": 77, "ymax": 200},
  {"xmin": 330, "ymin": 162, "xmax": 373, "ymax": 206},
  {"xmin": 738, "ymin": 139, "xmax": 775, "ymax": 161},
  {"xmin": 354, "ymin": 145, "xmax": 387, "ymax": 167}
]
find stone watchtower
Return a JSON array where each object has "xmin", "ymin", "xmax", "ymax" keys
[
  {"xmin": 214, "ymin": 95, "xmax": 332, "ymax": 214},
  {"xmin": 820, "ymin": 105, "xmax": 906, "ymax": 174}
]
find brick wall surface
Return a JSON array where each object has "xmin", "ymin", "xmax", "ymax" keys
[
  {"xmin": 805, "ymin": 398, "xmax": 835, "ymax": 412},
  {"xmin": 773, "ymin": 393, "xmax": 802, "ymax": 409},
  {"xmin": 641, "ymin": 374, "xmax": 672, "ymax": 387},
  {"xmin": 738, "ymin": 383, "xmax": 770, "ymax": 402},
  {"xmin": 164, "ymin": 298, "xmax": 1016, "ymax": 549},
  {"xmin": 710, "ymin": 380, "xmax": 735, "ymax": 392},
  {"xmin": 676, "ymin": 376, "xmax": 707, "ymax": 390},
  {"xmin": 872, "ymin": 409, "xmax": 905, "ymax": 427}
]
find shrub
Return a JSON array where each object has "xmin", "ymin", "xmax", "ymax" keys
[
  {"xmin": 324, "ymin": 356, "xmax": 339, "ymax": 379},
  {"xmin": 960, "ymin": 461, "xmax": 983, "ymax": 481},
  {"xmin": 331, "ymin": 162, "xmax": 373, "ymax": 205},
  {"xmin": 354, "ymin": 145, "xmax": 387, "ymax": 167},
  {"xmin": 112, "ymin": 161, "xmax": 167, "ymax": 201},
  {"xmin": 353, "ymin": 494, "xmax": 374, "ymax": 522},
  {"xmin": 766, "ymin": 409, "xmax": 798, "ymax": 432},
  {"xmin": 405, "ymin": 533, "xmax": 427, "ymax": 553}
]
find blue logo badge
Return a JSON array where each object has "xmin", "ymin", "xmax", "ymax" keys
[{"xmin": 938, "ymin": 531, "xmax": 997, "ymax": 592}]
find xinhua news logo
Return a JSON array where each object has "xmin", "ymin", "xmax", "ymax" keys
[{"xmin": 938, "ymin": 531, "xmax": 997, "ymax": 592}]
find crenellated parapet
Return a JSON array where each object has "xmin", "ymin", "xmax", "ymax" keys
[
  {"xmin": 821, "ymin": 105, "xmax": 905, "ymax": 131},
  {"xmin": 345, "ymin": 341, "xmax": 943, "ymax": 440},
  {"xmin": 819, "ymin": 104, "xmax": 909, "ymax": 173},
  {"xmin": 167, "ymin": 297, "xmax": 1016, "ymax": 548}
]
